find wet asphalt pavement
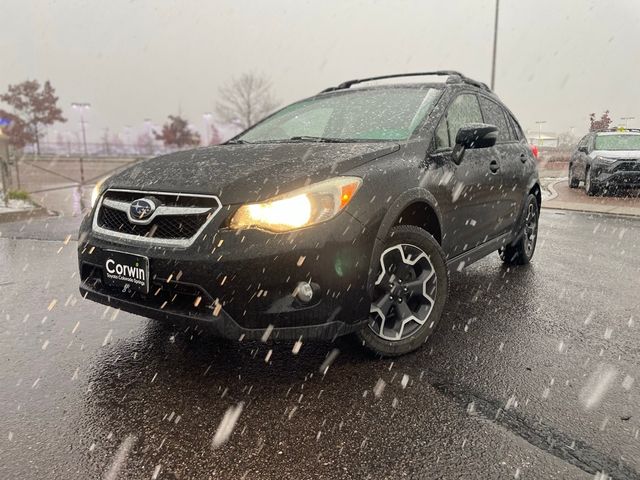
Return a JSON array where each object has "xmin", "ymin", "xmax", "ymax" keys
[{"xmin": 0, "ymin": 210, "xmax": 639, "ymax": 480}]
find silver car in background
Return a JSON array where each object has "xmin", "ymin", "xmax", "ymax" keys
[{"xmin": 569, "ymin": 128, "xmax": 640, "ymax": 195}]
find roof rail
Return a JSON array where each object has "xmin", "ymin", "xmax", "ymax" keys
[{"xmin": 321, "ymin": 71, "xmax": 491, "ymax": 93}]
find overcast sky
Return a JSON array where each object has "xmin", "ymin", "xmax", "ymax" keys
[{"xmin": 2, "ymin": 0, "xmax": 640, "ymax": 142}]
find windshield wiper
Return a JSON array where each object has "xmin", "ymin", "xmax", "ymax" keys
[
  {"xmin": 226, "ymin": 139, "xmax": 250, "ymax": 144},
  {"xmin": 287, "ymin": 136, "xmax": 347, "ymax": 143}
]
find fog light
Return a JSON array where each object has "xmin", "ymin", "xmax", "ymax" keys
[{"xmin": 294, "ymin": 282, "xmax": 314, "ymax": 303}]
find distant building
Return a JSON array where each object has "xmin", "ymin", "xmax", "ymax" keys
[{"xmin": 525, "ymin": 130, "xmax": 559, "ymax": 148}]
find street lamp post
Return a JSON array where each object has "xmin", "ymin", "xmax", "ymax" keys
[
  {"xmin": 143, "ymin": 119, "xmax": 154, "ymax": 155},
  {"xmin": 0, "ymin": 127, "xmax": 10, "ymax": 207},
  {"xmin": 203, "ymin": 113, "xmax": 213, "ymax": 146},
  {"xmin": 535, "ymin": 120, "xmax": 547, "ymax": 146},
  {"xmin": 103, "ymin": 128, "xmax": 111, "ymax": 156},
  {"xmin": 124, "ymin": 126, "xmax": 133, "ymax": 155},
  {"xmin": 490, "ymin": 0, "xmax": 500, "ymax": 90},
  {"xmin": 621, "ymin": 116, "xmax": 635, "ymax": 128},
  {"xmin": 71, "ymin": 102, "xmax": 91, "ymax": 156},
  {"xmin": 71, "ymin": 102, "xmax": 90, "ymax": 212}
]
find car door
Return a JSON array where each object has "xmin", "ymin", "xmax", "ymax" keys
[
  {"xmin": 572, "ymin": 135, "xmax": 591, "ymax": 181},
  {"xmin": 507, "ymin": 111, "xmax": 538, "ymax": 220},
  {"xmin": 431, "ymin": 92, "xmax": 503, "ymax": 258},
  {"xmin": 477, "ymin": 95, "xmax": 526, "ymax": 236}
]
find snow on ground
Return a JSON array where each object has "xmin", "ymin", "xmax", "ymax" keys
[{"xmin": 0, "ymin": 194, "xmax": 36, "ymax": 213}]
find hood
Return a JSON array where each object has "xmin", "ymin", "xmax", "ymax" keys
[
  {"xmin": 590, "ymin": 150, "xmax": 640, "ymax": 160},
  {"xmin": 106, "ymin": 142, "xmax": 399, "ymax": 204}
]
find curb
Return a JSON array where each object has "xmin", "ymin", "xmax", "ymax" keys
[
  {"xmin": 0, "ymin": 206, "xmax": 56, "ymax": 224},
  {"xmin": 541, "ymin": 178, "xmax": 640, "ymax": 219},
  {"xmin": 543, "ymin": 206, "xmax": 640, "ymax": 220},
  {"xmin": 544, "ymin": 178, "xmax": 566, "ymax": 202}
]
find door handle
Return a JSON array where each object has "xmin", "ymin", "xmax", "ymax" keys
[
  {"xmin": 489, "ymin": 160, "xmax": 500, "ymax": 173},
  {"xmin": 520, "ymin": 153, "xmax": 527, "ymax": 163}
]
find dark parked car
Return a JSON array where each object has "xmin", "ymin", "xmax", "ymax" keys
[
  {"xmin": 78, "ymin": 71, "xmax": 540, "ymax": 356},
  {"xmin": 569, "ymin": 128, "xmax": 640, "ymax": 195}
]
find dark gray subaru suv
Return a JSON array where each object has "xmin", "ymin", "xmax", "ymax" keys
[{"xmin": 78, "ymin": 71, "xmax": 540, "ymax": 356}]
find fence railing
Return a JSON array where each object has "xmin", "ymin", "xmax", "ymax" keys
[{"xmin": 19, "ymin": 141, "xmax": 203, "ymax": 158}]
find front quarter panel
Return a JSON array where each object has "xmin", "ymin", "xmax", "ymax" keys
[{"xmin": 343, "ymin": 141, "xmax": 449, "ymax": 291}]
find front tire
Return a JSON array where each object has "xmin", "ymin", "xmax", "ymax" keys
[
  {"xmin": 499, "ymin": 193, "xmax": 539, "ymax": 265},
  {"xmin": 357, "ymin": 225, "xmax": 448, "ymax": 357},
  {"xmin": 585, "ymin": 168, "xmax": 599, "ymax": 196},
  {"xmin": 568, "ymin": 164, "xmax": 579, "ymax": 188}
]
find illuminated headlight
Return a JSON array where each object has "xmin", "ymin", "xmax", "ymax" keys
[
  {"xmin": 229, "ymin": 176, "xmax": 362, "ymax": 232},
  {"xmin": 91, "ymin": 177, "xmax": 108, "ymax": 208},
  {"xmin": 594, "ymin": 156, "xmax": 615, "ymax": 164}
]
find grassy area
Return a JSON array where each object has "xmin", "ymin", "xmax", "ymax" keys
[{"xmin": 6, "ymin": 189, "xmax": 31, "ymax": 201}]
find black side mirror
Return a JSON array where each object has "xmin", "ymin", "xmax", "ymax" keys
[
  {"xmin": 578, "ymin": 146, "xmax": 588, "ymax": 153},
  {"xmin": 452, "ymin": 123, "xmax": 498, "ymax": 164}
]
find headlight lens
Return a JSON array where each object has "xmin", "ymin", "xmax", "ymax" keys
[
  {"xmin": 91, "ymin": 177, "xmax": 108, "ymax": 208},
  {"xmin": 594, "ymin": 156, "xmax": 615, "ymax": 164},
  {"xmin": 229, "ymin": 176, "xmax": 362, "ymax": 232}
]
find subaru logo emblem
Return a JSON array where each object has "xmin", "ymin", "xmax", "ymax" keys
[{"xmin": 130, "ymin": 198, "xmax": 156, "ymax": 220}]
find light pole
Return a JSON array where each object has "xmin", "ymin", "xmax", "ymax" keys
[
  {"xmin": 124, "ymin": 126, "xmax": 133, "ymax": 155},
  {"xmin": 72, "ymin": 102, "xmax": 90, "ymax": 212},
  {"xmin": 143, "ymin": 118, "xmax": 154, "ymax": 154},
  {"xmin": 64, "ymin": 131, "xmax": 72, "ymax": 156},
  {"xmin": 0, "ymin": 125, "xmax": 10, "ymax": 206},
  {"xmin": 490, "ymin": 0, "xmax": 500, "ymax": 90},
  {"xmin": 203, "ymin": 113, "xmax": 213, "ymax": 145},
  {"xmin": 535, "ymin": 120, "xmax": 547, "ymax": 146},
  {"xmin": 71, "ymin": 102, "xmax": 91, "ymax": 156},
  {"xmin": 103, "ymin": 128, "xmax": 111, "ymax": 156},
  {"xmin": 621, "ymin": 116, "xmax": 635, "ymax": 128}
]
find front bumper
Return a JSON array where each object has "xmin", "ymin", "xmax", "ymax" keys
[
  {"xmin": 78, "ymin": 206, "xmax": 377, "ymax": 341},
  {"xmin": 591, "ymin": 161, "xmax": 640, "ymax": 189}
]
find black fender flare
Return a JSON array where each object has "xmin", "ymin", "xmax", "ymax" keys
[{"xmin": 366, "ymin": 187, "xmax": 443, "ymax": 292}]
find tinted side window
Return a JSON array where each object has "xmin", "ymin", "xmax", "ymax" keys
[
  {"xmin": 508, "ymin": 114, "xmax": 524, "ymax": 141},
  {"xmin": 478, "ymin": 97, "xmax": 511, "ymax": 141},
  {"xmin": 501, "ymin": 109, "xmax": 514, "ymax": 140},
  {"xmin": 577, "ymin": 135, "xmax": 589, "ymax": 149},
  {"xmin": 434, "ymin": 117, "xmax": 449, "ymax": 149},
  {"xmin": 435, "ymin": 93, "xmax": 483, "ymax": 149}
]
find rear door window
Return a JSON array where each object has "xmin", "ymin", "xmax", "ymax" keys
[
  {"xmin": 507, "ymin": 114, "xmax": 524, "ymax": 141},
  {"xmin": 478, "ymin": 96, "xmax": 511, "ymax": 142}
]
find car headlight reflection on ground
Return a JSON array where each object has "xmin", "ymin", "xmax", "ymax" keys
[{"xmin": 230, "ymin": 176, "xmax": 362, "ymax": 232}]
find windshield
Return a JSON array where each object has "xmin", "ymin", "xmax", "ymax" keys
[
  {"xmin": 594, "ymin": 133, "xmax": 640, "ymax": 151},
  {"xmin": 237, "ymin": 87, "xmax": 441, "ymax": 143}
]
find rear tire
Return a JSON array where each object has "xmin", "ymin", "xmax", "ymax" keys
[
  {"xmin": 357, "ymin": 225, "xmax": 448, "ymax": 357},
  {"xmin": 585, "ymin": 168, "xmax": 599, "ymax": 196},
  {"xmin": 568, "ymin": 164, "xmax": 579, "ymax": 188},
  {"xmin": 499, "ymin": 194, "xmax": 539, "ymax": 265}
]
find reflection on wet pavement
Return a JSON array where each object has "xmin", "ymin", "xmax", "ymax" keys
[{"xmin": 1, "ymin": 210, "xmax": 639, "ymax": 479}]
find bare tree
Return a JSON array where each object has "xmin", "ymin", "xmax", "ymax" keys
[{"xmin": 215, "ymin": 73, "xmax": 279, "ymax": 130}]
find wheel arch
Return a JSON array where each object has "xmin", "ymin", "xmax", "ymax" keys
[
  {"xmin": 368, "ymin": 188, "xmax": 444, "ymax": 292},
  {"xmin": 529, "ymin": 182, "xmax": 542, "ymax": 209},
  {"xmin": 374, "ymin": 188, "xmax": 443, "ymax": 245}
]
